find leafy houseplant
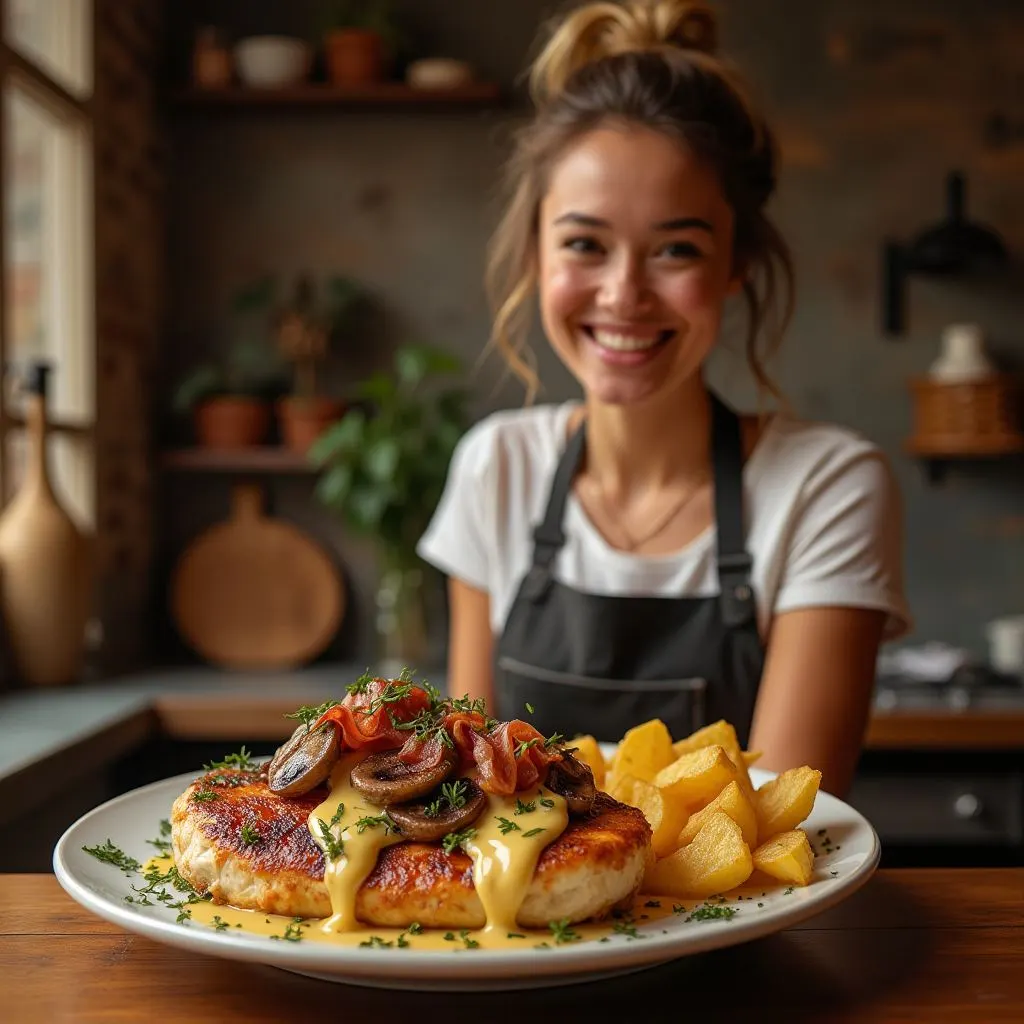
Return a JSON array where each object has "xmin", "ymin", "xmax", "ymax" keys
[
  {"xmin": 309, "ymin": 344, "xmax": 467, "ymax": 673},
  {"xmin": 273, "ymin": 272, "xmax": 363, "ymax": 453},
  {"xmin": 172, "ymin": 277, "xmax": 286, "ymax": 449},
  {"xmin": 319, "ymin": 0, "xmax": 399, "ymax": 85}
]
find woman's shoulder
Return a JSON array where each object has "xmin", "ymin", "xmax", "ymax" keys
[
  {"xmin": 752, "ymin": 413, "xmax": 893, "ymax": 487},
  {"xmin": 453, "ymin": 402, "xmax": 578, "ymax": 480}
]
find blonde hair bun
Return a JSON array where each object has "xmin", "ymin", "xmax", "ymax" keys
[{"xmin": 530, "ymin": 0, "xmax": 718, "ymax": 104}]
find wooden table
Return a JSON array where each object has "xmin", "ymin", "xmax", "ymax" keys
[{"xmin": 2, "ymin": 870, "xmax": 1021, "ymax": 1022}]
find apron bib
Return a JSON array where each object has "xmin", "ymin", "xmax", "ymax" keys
[{"xmin": 494, "ymin": 393, "xmax": 765, "ymax": 747}]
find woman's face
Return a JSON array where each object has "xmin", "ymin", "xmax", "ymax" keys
[{"xmin": 539, "ymin": 125, "xmax": 740, "ymax": 408}]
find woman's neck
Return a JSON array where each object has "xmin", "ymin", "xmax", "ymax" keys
[{"xmin": 582, "ymin": 377, "xmax": 712, "ymax": 494}]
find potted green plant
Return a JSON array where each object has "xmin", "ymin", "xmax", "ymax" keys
[
  {"xmin": 173, "ymin": 277, "xmax": 285, "ymax": 449},
  {"xmin": 319, "ymin": 0, "xmax": 399, "ymax": 85},
  {"xmin": 309, "ymin": 343, "xmax": 467, "ymax": 674},
  {"xmin": 273, "ymin": 271, "xmax": 363, "ymax": 453}
]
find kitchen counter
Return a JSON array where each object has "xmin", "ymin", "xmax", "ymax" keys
[{"xmin": 2, "ymin": 869, "xmax": 1021, "ymax": 1022}]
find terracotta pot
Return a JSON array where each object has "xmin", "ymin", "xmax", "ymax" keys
[
  {"xmin": 194, "ymin": 397, "xmax": 270, "ymax": 449},
  {"xmin": 277, "ymin": 396, "xmax": 346, "ymax": 453},
  {"xmin": 324, "ymin": 29, "xmax": 384, "ymax": 86}
]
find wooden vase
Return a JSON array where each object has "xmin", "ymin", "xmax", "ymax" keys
[{"xmin": 0, "ymin": 362, "xmax": 91, "ymax": 686}]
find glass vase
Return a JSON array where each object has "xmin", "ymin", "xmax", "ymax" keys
[{"xmin": 374, "ymin": 549, "xmax": 429, "ymax": 679}]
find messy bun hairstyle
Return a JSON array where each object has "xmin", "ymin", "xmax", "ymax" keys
[{"xmin": 486, "ymin": 0, "xmax": 793, "ymax": 403}]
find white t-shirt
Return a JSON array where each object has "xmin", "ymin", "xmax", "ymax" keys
[{"xmin": 417, "ymin": 402, "xmax": 912, "ymax": 642}]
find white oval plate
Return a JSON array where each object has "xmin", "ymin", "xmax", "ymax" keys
[{"xmin": 53, "ymin": 764, "xmax": 880, "ymax": 991}]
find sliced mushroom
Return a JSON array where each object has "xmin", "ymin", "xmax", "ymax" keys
[
  {"xmin": 348, "ymin": 745, "xmax": 459, "ymax": 805},
  {"xmin": 386, "ymin": 778, "xmax": 486, "ymax": 842},
  {"xmin": 545, "ymin": 750, "xmax": 597, "ymax": 815},
  {"xmin": 267, "ymin": 723, "xmax": 340, "ymax": 796}
]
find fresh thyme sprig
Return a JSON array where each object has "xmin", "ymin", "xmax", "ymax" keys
[
  {"xmin": 203, "ymin": 747, "xmax": 258, "ymax": 772},
  {"xmin": 441, "ymin": 827, "xmax": 477, "ymax": 855},
  {"xmin": 283, "ymin": 700, "xmax": 340, "ymax": 732},
  {"xmin": 514, "ymin": 798, "xmax": 536, "ymax": 815},
  {"xmin": 548, "ymin": 918, "xmax": 581, "ymax": 944},
  {"xmin": 354, "ymin": 812, "xmax": 398, "ymax": 835},
  {"xmin": 82, "ymin": 840, "xmax": 141, "ymax": 875},
  {"xmin": 317, "ymin": 818, "xmax": 344, "ymax": 859},
  {"xmin": 496, "ymin": 817, "xmax": 521, "ymax": 835},
  {"xmin": 145, "ymin": 820, "xmax": 173, "ymax": 856}
]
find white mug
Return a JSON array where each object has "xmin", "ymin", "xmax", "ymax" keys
[{"xmin": 985, "ymin": 615, "xmax": 1024, "ymax": 677}]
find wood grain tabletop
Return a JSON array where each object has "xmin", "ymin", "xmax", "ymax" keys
[{"xmin": 1, "ymin": 869, "xmax": 1022, "ymax": 1022}]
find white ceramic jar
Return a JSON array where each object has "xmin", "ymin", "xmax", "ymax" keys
[{"xmin": 928, "ymin": 323, "xmax": 996, "ymax": 383}]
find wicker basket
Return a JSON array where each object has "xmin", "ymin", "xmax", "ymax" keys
[{"xmin": 906, "ymin": 375, "xmax": 1024, "ymax": 455}]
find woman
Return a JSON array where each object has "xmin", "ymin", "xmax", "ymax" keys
[{"xmin": 417, "ymin": 0, "xmax": 910, "ymax": 797}]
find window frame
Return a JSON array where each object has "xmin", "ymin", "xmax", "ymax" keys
[{"xmin": 0, "ymin": 0, "xmax": 94, "ymax": 509}]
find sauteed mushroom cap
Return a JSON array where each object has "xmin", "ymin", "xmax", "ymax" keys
[
  {"xmin": 267, "ymin": 723, "xmax": 340, "ymax": 796},
  {"xmin": 349, "ymin": 745, "xmax": 459, "ymax": 805},
  {"xmin": 386, "ymin": 778, "xmax": 487, "ymax": 842},
  {"xmin": 545, "ymin": 750, "xmax": 597, "ymax": 815}
]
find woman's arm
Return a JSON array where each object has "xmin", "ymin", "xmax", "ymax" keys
[
  {"xmin": 748, "ymin": 606, "xmax": 886, "ymax": 799},
  {"xmin": 446, "ymin": 577, "xmax": 495, "ymax": 706}
]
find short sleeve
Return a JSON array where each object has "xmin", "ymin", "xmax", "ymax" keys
[
  {"xmin": 416, "ymin": 421, "xmax": 495, "ymax": 593},
  {"xmin": 772, "ymin": 446, "xmax": 912, "ymax": 640}
]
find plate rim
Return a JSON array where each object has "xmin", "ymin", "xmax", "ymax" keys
[{"xmin": 53, "ymin": 764, "xmax": 881, "ymax": 983}]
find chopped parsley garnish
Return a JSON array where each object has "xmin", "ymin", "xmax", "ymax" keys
[
  {"xmin": 192, "ymin": 789, "xmax": 218, "ymax": 802},
  {"xmin": 239, "ymin": 823, "xmax": 261, "ymax": 845},
  {"xmin": 210, "ymin": 915, "xmax": 229, "ymax": 932},
  {"xmin": 441, "ymin": 827, "xmax": 476, "ymax": 855},
  {"xmin": 283, "ymin": 700, "xmax": 340, "ymax": 732},
  {"xmin": 346, "ymin": 670, "xmax": 375, "ymax": 696},
  {"xmin": 539, "ymin": 797, "xmax": 555, "ymax": 809},
  {"xmin": 525, "ymin": 702, "xmax": 535, "ymax": 714},
  {"xmin": 548, "ymin": 918, "xmax": 581, "ymax": 944},
  {"xmin": 407, "ymin": 922, "xmax": 423, "ymax": 935},
  {"xmin": 270, "ymin": 921, "xmax": 303, "ymax": 942},
  {"xmin": 544, "ymin": 732, "xmax": 565, "ymax": 748},
  {"xmin": 514, "ymin": 798, "xmax": 536, "ymax": 815},
  {"xmin": 354, "ymin": 812, "xmax": 398, "ymax": 835},
  {"xmin": 687, "ymin": 904, "xmax": 738, "ymax": 922},
  {"xmin": 496, "ymin": 817, "xmax": 521, "ymax": 835},
  {"xmin": 317, "ymin": 818, "xmax": 344, "ymax": 859},
  {"xmin": 359, "ymin": 935, "xmax": 393, "ymax": 948},
  {"xmin": 144, "ymin": 820, "xmax": 173, "ymax": 856},
  {"xmin": 514, "ymin": 738, "xmax": 541, "ymax": 758},
  {"xmin": 82, "ymin": 840, "xmax": 140, "ymax": 874},
  {"xmin": 459, "ymin": 929, "xmax": 479, "ymax": 949},
  {"xmin": 612, "ymin": 920, "xmax": 642, "ymax": 939},
  {"xmin": 507, "ymin": 932, "xmax": 526, "ymax": 939},
  {"xmin": 521, "ymin": 827, "xmax": 546, "ymax": 839},
  {"xmin": 203, "ymin": 747, "xmax": 258, "ymax": 772}
]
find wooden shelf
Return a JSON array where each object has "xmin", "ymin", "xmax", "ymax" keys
[
  {"xmin": 169, "ymin": 82, "xmax": 503, "ymax": 109},
  {"xmin": 161, "ymin": 447, "xmax": 316, "ymax": 473}
]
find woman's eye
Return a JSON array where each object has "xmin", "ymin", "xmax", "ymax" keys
[
  {"xmin": 660, "ymin": 241, "xmax": 703, "ymax": 260},
  {"xmin": 562, "ymin": 236, "xmax": 603, "ymax": 255}
]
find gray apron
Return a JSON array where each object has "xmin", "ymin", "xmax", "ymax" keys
[{"xmin": 495, "ymin": 393, "xmax": 765, "ymax": 747}]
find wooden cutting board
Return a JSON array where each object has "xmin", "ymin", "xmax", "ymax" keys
[{"xmin": 171, "ymin": 483, "xmax": 344, "ymax": 670}]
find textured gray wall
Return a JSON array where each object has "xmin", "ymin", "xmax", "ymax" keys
[{"xmin": 160, "ymin": 0, "xmax": 1024, "ymax": 664}]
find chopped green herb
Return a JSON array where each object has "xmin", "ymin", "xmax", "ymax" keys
[
  {"xmin": 317, "ymin": 818, "xmax": 344, "ymax": 859},
  {"xmin": 544, "ymin": 732, "xmax": 565, "ymax": 748},
  {"xmin": 346, "ymin": 670, "xmax": 375, "ymax": 696},
  {"xmin": 784, "ymin": 887, "xmax": 795, "ymax": 895},
  {"xmin": 239, "ymin": 823, "xmax": 261, "ymax": 845},
  {"xmin": 211, "ymin": 915, "xmax": 229, "ymax": 932},
  {"xmin": 192, "ymin": 789, "xmax": 218, "ymax": 802},
  {"xmin": 548, "ymin": 918, "xmax": 581, "ymax": 944},
  {"xmin": 521, "ymin": 827, "xmax": 546, "ymax": 839},
  {"xmin": 407, "ymin": 922, "xmax": 423, "ymax": 935},
  {"xmin": 612, "ymin": 920, "xmax": 642, "ymax": 939},
  {"xmin": 539, "ymin": 797, "xmax": 555, "ymax": 809},
  {"xmin": 514, "ymin": 798, "xmax": 536, "ymax": 815},
  {"xmin": 441, "ymin": 780, "xmax": 468, "ymax": 810},
  {"xmin": 359, "ymin": 935, "xmax": 393, "ymax": 949},
  {"xmin": 459, "ymin": 929, "xmax": 479, "ymax": 949},
  {"xmin": 830, "ymin": 870, "xmax": 838, "ymax": 878},
  {"xmin": 644, "ymin": 899, "xmax": 662, "ymax": 908},
  {"xmin": 441, "ymin": 827, "xmax": 477, "ymax": 855},
  {"xmin": 146, "ymin": 820, "xmax": 173, "ymax": 856},
  {"xmin": 672, "ymin": 904, "xmax": 687, "ymax": 915},
  {"xmin": 82, "ymin": 840, "xmax": 140, "ymax": 875},
  {"xmin": 525, "ymin": 702, "xmax": 535, "ymax": 714},
  {"xmin": 496, "ymin": 817, "xmax": 521, "ymax": 835},
  {"xmin": 443, "ymin": 932, "xmax": 456, "ymax": 942},
  {"xmin": 514, "ymin": 738, "xmax": 541, "ymax": 758},
  {"xmin": 269, "ymin": 921, "xmax": 303, "ymax": 942},
  {"xmin": 354, "ymin": 812, "xmax": 398, "ymax": 835},
  {"xmin": 203, "ymin": 747, "xmax": 258, "ymax": 772},
  {"xmin": 329, "ymin": 803, "xmax": 346, "ymax": 827},
  {"xmin": 507, "ymin": 932, "xmax": 526, "ymax": 939},
  {"xmin": 284, "ymin": 700, "xmax": 340, "ymax": 732},
  {"xmin": 687, "ymin": 904, "xmax": 738, "ymax": 922}
]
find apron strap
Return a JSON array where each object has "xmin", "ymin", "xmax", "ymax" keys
[
  {"xmin": 520, "ymin": 419, "xmax": 586, "ymax": 601},
  {"xmin": 710, "ymin": 393, "xmax": 757, "ymax": 628}
]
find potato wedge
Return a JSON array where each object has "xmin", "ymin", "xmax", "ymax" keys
[
  {"xmin": 742, "ymin": 750, "xmax": 762, "ymax": 767},
  {"xmin": 670, "ymin": 719, "xmax": 755, "ymax": 797},
  {"xmin": 676, "ymin": 780, "xmax": 758, "ymax": 849},
  {"xmin": 606, "ymin": 772, "xmax": 644, "ymax": 808},
  {"xmin": 654, "ymin": 744, "xmax": 738, "ymax": 808},
  {"xmin": 628, "ymin": 777, "xmax": 692, "ymax": 857},
  {"xmin": 612, "ymin": 718, "xmax": 675, "ymax": 783},
  {"xmin": 569, "ymin": 734, "xmax": 606, "ymax": 788},
  {"xmin": 752, "ymin": 829, "xmax": 815, "ymax": 886},
  {"xmin": 755, "ymin": 766, "xmax": 822, "ymax": 841},
  {"xmin": 643, "ymin": 811, "xmax": 753, "ymax": 898}
]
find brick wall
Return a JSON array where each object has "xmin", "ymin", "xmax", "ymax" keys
[{"xmin": 92, "ymin": 0, "xmax": 165, "ymax": 673}]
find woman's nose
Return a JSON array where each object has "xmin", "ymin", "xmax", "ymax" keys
[{"xmin": 597, "ymin": 254, "xmax": 653, "ymax": 317}]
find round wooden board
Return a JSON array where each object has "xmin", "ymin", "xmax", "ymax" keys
[{"xmin": 171, "ymin": 484, "xmax": 344, "ymax": 669}]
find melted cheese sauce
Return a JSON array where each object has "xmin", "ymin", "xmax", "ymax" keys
[{"xmin": 164, "ymin": 751, "xmax": 684, "ymax": 950}]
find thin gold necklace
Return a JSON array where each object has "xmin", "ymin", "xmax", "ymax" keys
[{"xmin": 587, "ymin": 478, "xmax": 709, "ymax": 552}]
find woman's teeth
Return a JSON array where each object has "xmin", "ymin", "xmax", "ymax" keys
[{"xmin": 589, "ymin": 329, "xmax": 671, "ymax": 352}]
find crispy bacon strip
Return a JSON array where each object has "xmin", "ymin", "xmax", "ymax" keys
[
  {"xmin": 314, "ymin": 680, "xmax": 562, "ymax": 795},
  {"xmin": 312, "ymin": 678, "xmax": 431, "ymax": 751}
]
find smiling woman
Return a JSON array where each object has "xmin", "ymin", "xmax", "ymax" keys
[{"xmin": 416, "ymin": 0, "xmax": 911, "ymax": 800}]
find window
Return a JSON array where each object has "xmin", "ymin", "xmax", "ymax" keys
[{"xmin": 1, "ymin": 0, "xmax": 93, "ymax": 527}]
